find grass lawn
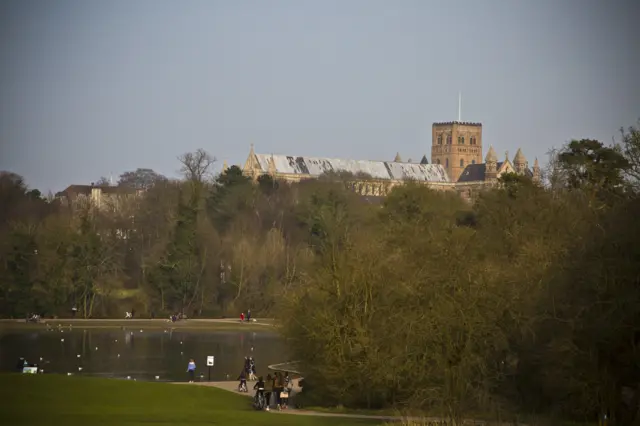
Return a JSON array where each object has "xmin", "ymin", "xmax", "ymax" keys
[{"xmin": 0, "ymin": 374, "xmax": 380, "ymax": 426}]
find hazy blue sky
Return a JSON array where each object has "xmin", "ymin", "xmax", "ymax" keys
[{"xmin": 1, "ymin": 0, "xmax": 638, "ymax": 192}]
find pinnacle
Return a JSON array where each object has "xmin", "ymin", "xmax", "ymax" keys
[{"xmin": 485, "ymin": 145, "xmax": 497, "ymax": 162}]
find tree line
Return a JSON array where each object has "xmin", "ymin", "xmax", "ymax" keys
[{"xmin": 1, "ymin": 122, "xmax": 640, "ymax": 424}]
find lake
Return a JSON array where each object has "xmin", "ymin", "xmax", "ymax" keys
[{"xmin": 0, "ymin": 326, "xmax": 287, "ymax": 382}]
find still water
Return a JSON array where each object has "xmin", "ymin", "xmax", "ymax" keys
[{"xmin": 0, "ymin": 327, "xmax": 286, "ymax": 382}]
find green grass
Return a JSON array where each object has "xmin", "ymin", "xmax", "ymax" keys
[{"xmin": 0, "ymin": 374, "xmax": 380, "ymax": 426}]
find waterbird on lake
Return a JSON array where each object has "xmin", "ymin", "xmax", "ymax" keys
[
  {"xmin": 117, "ymin": 354, "xmax": 120, "ymax": 357},
  {"xmin": 155, "ymin": 376, "xmax": 159, "ymax": 380},
  {"xmin": 78, "ymin": 367, "xmax": 82, "ymax": 371},
  {"xmin": 67, "ymin": 372, "xmax": 73, "ymax": 376},
  {"xmin": 60, "ymin": 338, "xmax": 64, "ymax": 342},
  {"xmin": 95, "ymin": 347, "xmax": 98, "ymax": 350},
  {"xmin": 77, "ymin": 354, "xmax": 81, "ymax": 358},
  {"xmin": 127, "ymin": 376, "xmax": 131, "ymax": 380}
]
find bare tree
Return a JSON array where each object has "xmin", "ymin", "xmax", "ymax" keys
[{"xmin": 178, "ymin": 149, "xmax": 216, "ymax": 182}]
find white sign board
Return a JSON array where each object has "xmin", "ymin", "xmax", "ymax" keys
[{"xmin": 207, "ymin": 356, "xmax": 214, "ymax": 366}]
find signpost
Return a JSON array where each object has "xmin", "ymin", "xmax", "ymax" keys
[{"xmin": 206, "ymin": 356, "xmax": 214, "ymax": 381}]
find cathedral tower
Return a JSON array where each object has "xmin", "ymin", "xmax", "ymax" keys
[{"xmin": 431, "ymin": 121, "xmax": 483, "ymax": 182}]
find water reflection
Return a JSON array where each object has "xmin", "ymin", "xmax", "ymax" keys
[{"xmin": 0, "ymin": 328, "xmax": 285, "ymax": 382}]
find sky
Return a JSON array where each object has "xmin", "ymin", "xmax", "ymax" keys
[{"xmin": 0, "ymin": 0, "xmax": 639, "ymax": 193}]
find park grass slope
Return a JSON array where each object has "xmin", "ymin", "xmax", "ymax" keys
[{"xmin": 0, "ymin": 374, "xmax": 378, "ymax": 426}]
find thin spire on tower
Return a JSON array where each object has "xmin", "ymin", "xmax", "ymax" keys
[{"xmin": 458, "ymin": 92, "xmax": 462, "ymax": 122}]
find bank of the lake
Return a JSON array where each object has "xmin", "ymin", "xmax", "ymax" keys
[
  {"xmin": 0, "ymin": 318, "xmax": 276, "ymax": 331},
  {"xmin": 0, "ymin": 374, "xmax": 381, "ymax": 425}
]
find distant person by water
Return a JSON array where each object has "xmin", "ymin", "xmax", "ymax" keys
[
  {"xmin": 187, "ymin": 359, "xmax": 196, "ymax": 383},
  {"xmin": 240, "ymin": 312, "xmax": 245, "ymax": 322},
  {"xmin": 247, "ymin": 309, "xmax": 251, "ymax": 321}
]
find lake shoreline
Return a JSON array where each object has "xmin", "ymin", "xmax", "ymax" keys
[{"xmin": 0, "ymin": 318, "xmax": 277, "ymax": 331}]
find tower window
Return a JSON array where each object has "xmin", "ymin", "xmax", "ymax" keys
[
  {"xmin": 446, "ymin": 135, "xmax": 452, "ymax": 145},
  {"xmin": 460, "ymin": 159, "xmax": 464, "ymax": 167},
  {"xmin": 445, "ymin": 158, "xmax": 449, "ymax": 168},
  {"xmin": 458, "ymin": 136, "xmax": 464, "ymax": 144},
  {"xmin": 438, "ymin": 135, "xmax": 442, "ymax": 145}
]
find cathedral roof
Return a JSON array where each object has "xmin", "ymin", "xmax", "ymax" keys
[
  {"xmin": 457, "ymin": 162, "xmax": 533, "ymax": 183},
  {"xmin": 250, "ymin": 152, "xmax": 450, "ymax": 183}
]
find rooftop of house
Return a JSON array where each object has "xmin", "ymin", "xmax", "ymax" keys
[{"xmin": 56, "ymin": 184, "xmax": 137, "ymax": 198}]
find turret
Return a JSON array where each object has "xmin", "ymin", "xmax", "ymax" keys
[
  {"xmin": 420, "ymin": 154, "xmax": 429, "ymax": 165},
  {"xmin": 394, "ymin": 152, "xmax": 402, "ymax": 162},
  {"xmin": 484, "ymin": 145, "xmax": 498, "ymax": 182},
  {"xmin": 268, "ymin": 154, "xmax": 276, "ymax": 176},
  {"xmin": 513, "ymin": 148, "xmax": 527, "ymax": 175},
  {"xmin": 533, "ymin": 157, "xmax": 541, "ymax": 183}
]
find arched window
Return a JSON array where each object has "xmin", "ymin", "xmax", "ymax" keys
[
  {"xmin": 445, "ymin": 158, "xmax": 449, "ymax": 168},
  {"xmin": 438, "ymin": 135, "xmax": 443, "ymax": 145},
  {"xmin": 458, "ymin": 136, "xmax": 464, "ymax": 144},
  {"xmin": 446, "ymin": 135, "xmax": 452, "ymax": 144},
  {"xmin": 460, "ymin": 159, "xmax": 464, "ymax": 167}
]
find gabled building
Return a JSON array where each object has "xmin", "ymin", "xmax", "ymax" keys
[{"xmin": 55, "ymin": 184, "xmax": 139, "ymax": 212}]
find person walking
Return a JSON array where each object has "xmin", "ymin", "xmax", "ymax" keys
[
  {"xmin": 264, "ymin": 373, "xmax": 273, "ymax": 410},
  {"xmin": 273, "ymin": 372, "xmax": 284, "ymax": 410},
  {"xmin": 186, "ymin": 359, "xmax": 196, "ymax": 383}
]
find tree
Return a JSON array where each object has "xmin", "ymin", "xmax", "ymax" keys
[
  {"xmin": 178, "ymin": 149, "xmax": 216, "ymax": 183},
  {"xmin": 619, "ymin": 118, "xmax": 640, "ymax": 188},
  {"xmin": 95, "ymin": 177, "xmax": 111, "ymax": 187},
  {"xmin": 118, "ymin": 168, "xmax": 166, "ymax": 190},
  {"xmin": 556, "ymin": 139, "xmax": 629, "ymax": 195}
]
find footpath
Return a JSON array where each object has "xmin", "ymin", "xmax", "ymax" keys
[{"xmin": 172, "ymin": 380, "xmax": 492, "ymax": 425}]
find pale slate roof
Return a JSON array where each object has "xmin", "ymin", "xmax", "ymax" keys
[
  {"xmin": 253, "ymin": 153, "xmax": 450, "ymax": 183},
  {"xmin": 457, "ymin": 162, "xmax": 533, "ymax": 183}
]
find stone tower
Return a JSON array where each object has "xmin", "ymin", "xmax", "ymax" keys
[{"xmin": 431, "ymin": 121, "xmax": 483, "ymax": 182}]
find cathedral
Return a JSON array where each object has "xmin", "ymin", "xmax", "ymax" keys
[{"xmin": 240, "ymin": 121, "xmax": 540, "ymax": 201}]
